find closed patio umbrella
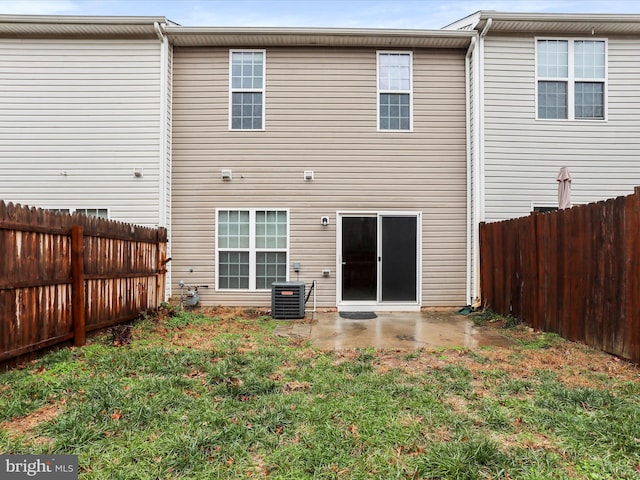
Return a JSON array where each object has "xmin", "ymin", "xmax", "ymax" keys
[{"xmin": 557, "ymin": 167, "xmax": 572, "ymax": 209}]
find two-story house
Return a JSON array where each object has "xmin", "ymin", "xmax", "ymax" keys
[{"xmin": 166, "ymin": 27, "xmax": 475, "ymax": 311}]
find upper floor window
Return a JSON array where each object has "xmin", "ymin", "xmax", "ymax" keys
[
  {"xmin": 536, "ymin": 39, "xmax": 606, "ymax": 120},
  {"xmin": 377, "ymin": 52, "xmax": 412, "ymax": 131},
  {"xmin": 229, "ymin": 50, "xmax": 265, "ymax": 130}
]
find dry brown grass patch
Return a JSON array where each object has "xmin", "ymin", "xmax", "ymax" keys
[{"xmin": 1, "ymin": 400, "xmax": 65, "ymax": 445}]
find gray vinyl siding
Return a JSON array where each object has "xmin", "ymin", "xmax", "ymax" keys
[
  {"xmin": 172, "ymin": 46, "xmax": 467, "ymax": 308},
  {"xmin": 483, "ymin": 35, "xmax": 640, "ymax": 221},
  {"xmin": 0, "ymin": 39, "xmax": 163, "ymax": 227}
]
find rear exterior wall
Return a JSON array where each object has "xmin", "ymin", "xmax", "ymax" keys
[{"xmin": 171, "ymin": 46, "xmax": 468, "ymax": 307}]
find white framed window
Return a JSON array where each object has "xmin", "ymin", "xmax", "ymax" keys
[
  {"xmin": 229, "ymin": 50, "xmax": 265, "ymax": 130},
  {"xmin": 536, "ymin": 38, "xmax": 607, "ymax": 120},
  {"xmin": 531, "ymin": 204, "xmax": 558, "ymax": 213},
  {"xmin": 377, "ymin": 51, "xmax": 413, "ymax": 131},
  {"xmin": 216, "ymin": 209, "xmax": 288, "ymax": 290},
  {"xmin": 49, "ymin": 208, "xmax": 109, "ymax": 219}
]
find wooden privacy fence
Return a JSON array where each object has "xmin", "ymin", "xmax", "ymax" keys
[
  {"xmin": 1, "ymin": 201, "xmax": 168, "ymax": 366},
  {"xmin": 480, "ymin": 187, "xmax": 640, "ymax": 364}
]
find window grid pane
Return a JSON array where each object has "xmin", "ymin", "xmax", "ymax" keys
[
  {"xmin": 219, "ymin": 251, "xmax": 249, "ymax": 289},
  {"xmin": 575, "ymin": 82, "xmax": 604, "ymax": 119},
  {"xmin": 378, "ymin": 53, "xmax": 411, "ymax": 91},
  {"xmin": 256, "ymin": 210, "xmax": 287, "ymax": 249},
  {"xmin": 231, "ymin": 51, "xmax": 263, "ymax": 89},
  {"xmin": 256, "ymin": 252, "xmax": 287, "ymax": 289},
  {"xmin": 218, "ymin": 210, "xmax": 249, "ymax": 249},
  {"xmin": 231, "ymin": 93, "xmax": 263, "ymax": 130},
  {"xmin": 380, "ymin": 93, "xmax": 410, "ymax": 130},
  {"xmin": 538, "ymin": 81, "xmax": 568, "ymax": 119},
  {"xmin": 537, "ymin": 40, "xmax": 568, "ymax": 78},
  {"xmin": 575, "ymin": 41, "xmax": 605, "ymax": 79}
]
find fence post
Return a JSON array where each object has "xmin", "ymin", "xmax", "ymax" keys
[
  {"xmin": 156, "ymin": 228, "xmax": 166, "ymax": 308},
  {"xmin": 71, "ymin": 225, "xmax": 86, "ymax": 347}
]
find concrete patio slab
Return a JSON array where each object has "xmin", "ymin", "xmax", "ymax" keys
[{"xmin": 274, "ymin": 310, "xmax": 512, "ymax": 350}]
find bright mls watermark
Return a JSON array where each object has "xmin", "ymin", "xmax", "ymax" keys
[{"xmin": 0, "ymin": 455, "xmax": 77, "ymax": 479}]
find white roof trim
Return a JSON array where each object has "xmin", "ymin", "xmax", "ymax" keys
[
  {"xmin": 470, "ymin": 11, "xmax": 640, "ymax": 35},
  {"xmin": 166, "ymin": 26, "xmax": 475, "ymax": 48},
  {"xmin": 0, "ymin": 14, "xmax": 175, "ymax": 39}
]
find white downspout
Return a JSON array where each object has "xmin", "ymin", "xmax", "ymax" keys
[
  {"xmin": 154, "ymin": 22, "xmax": 168, "ymax": 229},
  {"xmin": 155, "ymin": 21, "xmax": 170, "ymax": 299},
  {"xmin": 465, "ymin": 36, "xmax": 477, "ymax": 305},
  {"xmin": 474, "ymin": 18, "xmax": 492, "ymax": 304}
]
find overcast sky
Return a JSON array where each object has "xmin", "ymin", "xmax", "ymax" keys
[{"xmin": 2, "ymin": 0, "xmax": 640, "ymax": 29}]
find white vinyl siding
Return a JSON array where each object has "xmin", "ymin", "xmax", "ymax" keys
[
  {"xmin": 0, "ymin": 39, "xmax": 164, "ymax": 227},
  {"xmin": 483, "ymin": 36, "xmax": 640, "ymax": 222},
  {"xmin": 172, "ymin": 46, "xmax": 468, "ymax": 307}
]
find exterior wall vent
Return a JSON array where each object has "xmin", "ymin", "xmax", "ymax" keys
[{"xmin": 271, "ymin": 282, "xmax": 305, "ymax": 319}]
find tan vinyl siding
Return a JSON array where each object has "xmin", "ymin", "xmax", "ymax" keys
[
  {"xmin": 0, "ymin": 39, "xmax": 162, "ymax": 226},
  {"xmin": 172, "ymin": 46, "xmax": 467, "ymax": 307},
  {"xmin": 483, "ymin": 35, "xmax": 640, "ymax": 221}
]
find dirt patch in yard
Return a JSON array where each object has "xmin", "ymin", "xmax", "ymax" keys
[{"xmin": 1, "ymin": 400, "xmax": 64, "ymax": 446}]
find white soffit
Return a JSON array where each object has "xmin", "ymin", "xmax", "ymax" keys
[
  {"xmin": 166, "ymin": 27, "xmax": 475, "ymax": 48},
  {"xmin": 0, "ymin": 15, "xmax": 171, "ymax": 39},
  {"xmin": 475, "ymin": 12, "xmax": 640, "ymax": 35}
]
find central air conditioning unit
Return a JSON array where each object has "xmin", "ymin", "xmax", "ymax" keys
[{"xmin": 271, "ymin": 281, "xmax": 305, "ymax": 319}]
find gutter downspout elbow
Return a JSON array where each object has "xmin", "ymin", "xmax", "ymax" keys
[
  {"xmin": 154, "ymin": 22, "xmax": 165, "ymax": 42},
  {"xmin": 480, "ymin": 17, "xmax": 493, "ymax": 38},
  {"xmin": 466, "ymin": 36, "xmax": 477, "ymax": 58}
]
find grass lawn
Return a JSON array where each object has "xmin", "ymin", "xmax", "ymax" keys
[{"xmin": 1, "ymin": 306, "xmax": 639, "ymax": 479}]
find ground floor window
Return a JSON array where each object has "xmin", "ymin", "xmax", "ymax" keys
[
  {"xmin": 49, "ymin": 208, "xmax": 109, "ymax": 219},
  {"xmin": 216, "ymin": 209, "xmax": 288, "ymax": 290}
]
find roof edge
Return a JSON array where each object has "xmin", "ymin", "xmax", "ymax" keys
[
  {"xmin": 166, "ymin": 26, "xmax": 476, "ymax": 37},
  {"xmin": 475, "ymin": 11, "xmax": 640, "ymax": 23},
  {"xmin": 0, "ymin": 14, "xmax": 171, "ymax": 25}
]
